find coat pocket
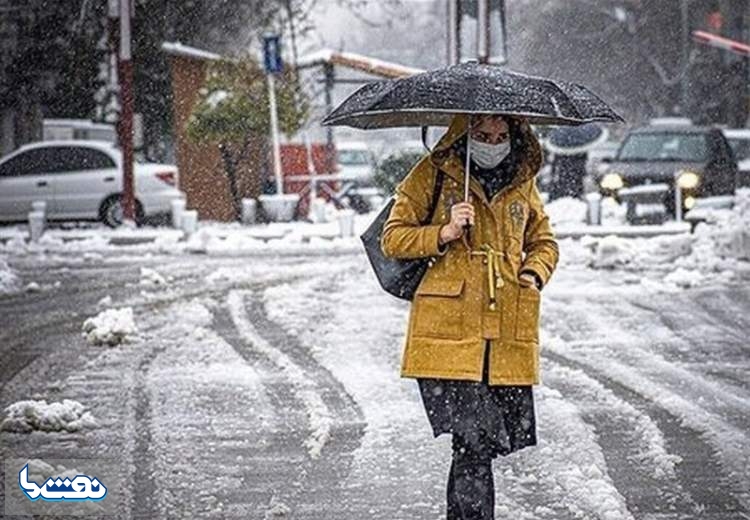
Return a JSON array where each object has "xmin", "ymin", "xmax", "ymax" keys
[
  {"xmin": 515, "ymin": 284, "xmax": 540, "ymax": 342},
  {"xmin": 411, "ymin": 278, "xmax": 466, "ymax": 340}
]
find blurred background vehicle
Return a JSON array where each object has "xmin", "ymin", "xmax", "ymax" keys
[
  {"xmin": 722, "ymin": 128, "xmax": 750, "ymax": 187},
  {"xmin": 0, "ymin": 141, "xmax": 182, "ymax": 227},
  {"xmin": 329, "ymin": 141, "xmax": 378, "ymax": 214},
  {"xmin": 335, "ymin": 141, "xmax": 377, "ymax": 186},
  {"xmin": 43, "ymin": 119, "xmax": 117, "ymax": 144},
  {"xmin": 595, "ymin": 122, "xmax": 737, "ymax": 224}
]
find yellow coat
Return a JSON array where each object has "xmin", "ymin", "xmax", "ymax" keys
[{"xmin": 380, "ymin": 114, "xmax": 559, "ymax": 385}]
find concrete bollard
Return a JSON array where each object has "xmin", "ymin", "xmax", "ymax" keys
[
  {"xmin": 31, "ymin": 201, "xmax": 47, "ymax": 214},
  {"xmin": 310, "ymin": 197, "xmax": 328, "ymax": 223},
  {"xmin": 171, "ymin": 198, "xmax": 186, "ymax": 229},
  {"xmin": 585, "ymin": 192, "xmax": 602, "ymax": 225},
  {"xmin": 181, "ymin": 210, "xmax": 198, "ymax": 236},
  {"xmin": 337, "ymin": 209, "xmax": 356, "ymax": 237},
  {"xmin": 241, "ymin": 198, "xmax": 257, "ymax": 225},
  {"xmin": 28, "ymin": 211, "xmax": 45, "ymax": 242}
]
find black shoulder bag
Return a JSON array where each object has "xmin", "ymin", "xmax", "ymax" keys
[{"xmin": 359, "ymin": 168, "xmax": 446, "ymax": 300}]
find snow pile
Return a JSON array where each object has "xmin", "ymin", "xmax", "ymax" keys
[
  {"xmin": 600, "ymin": 196, "xmax": 627, "ymax": 225},
  {"xmin": 564, "ymin": 191, "xmax": 750, "ymax": 287},
  {"xmin": 678, "ymin": 187, "xmax": 750, "ymax": 268},
  {"xmin": 264, "ymin": 501, "xmax": 292, "ymax": 519},
  {"xmin": 0, "ymin": 255, "xmax": 20, "ymax": 294},
  {"xmin": 82, "ymin": 307, "xmax": 138, "ymax": 346},
  {"xmin": 25, "ymin": 281, "xmax": 42, "ymax": 292},
  {"xmin": 663, "ymin": 267, "xmax": 704, "ymax": 288},
  {"xmin": 545, "ymin": 196, "xmax": 588, "ymax": 226},
  {"xmin": 1, "ymin": 399, "xmax": 98, "ymax": 433},
  {"xmin": 591, "ymin": 235, "xmax": 635, "ymax": 268},
  {"xmin": 140, "ymin": 267, "xmax": 169, "ymax": 286}
]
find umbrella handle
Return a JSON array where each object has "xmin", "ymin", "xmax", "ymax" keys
[{"xmin": 462, "ymin": 220, "xmax": 472, "ymax": 250}]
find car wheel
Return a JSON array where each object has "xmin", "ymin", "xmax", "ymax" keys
[{"xmin": 100, "ymin": 196, "xmax": 144, "ymax": 228}]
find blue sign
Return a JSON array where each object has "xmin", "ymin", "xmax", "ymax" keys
[{"xmin": 263, "ymin": 35, "xmax": 283, "ymax": 74}]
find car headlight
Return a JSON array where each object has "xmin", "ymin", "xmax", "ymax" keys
[
  {"xmin": 600, "ymin": 172, "xmax": 624, "ymax": 190},
  {"xmin": 676, "ymin": 170, "xmax": 700, "ymax": 189}
]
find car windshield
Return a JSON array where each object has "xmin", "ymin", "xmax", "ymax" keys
[
  {"xmin": 617, "ymin": 133, "xmax": 708, "ymax": 162},
  {"xmin": 727, "ymin": 138, "xmax": 750, "ymax": 161},
  {"xmin": 338, "ymin": 149, "xmax": 371, "ymax": 166}
]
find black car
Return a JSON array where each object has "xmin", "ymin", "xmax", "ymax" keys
[{"xmin": 596, "ymin": 124, "xmax": 737, "ymax": 224}]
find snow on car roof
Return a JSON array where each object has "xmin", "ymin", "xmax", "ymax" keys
[
  {"xmin": 18, "ymin": 140, "xmax": 119, "ymax": 152},
  {"xmin": 630, "ymin": 125, "xmax": 712, "ymax": 134},
  {"xmin": 336, "ymin": 142, "xmax": 371, "ymax": 151},
  {"xmin": 722, "ymin": 128, "xmax": 750, "ymax": 139}
]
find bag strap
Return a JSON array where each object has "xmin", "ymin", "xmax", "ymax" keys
[{"xmin": 419, "ymin": 168, "xmax": 445, "ymax": 225}]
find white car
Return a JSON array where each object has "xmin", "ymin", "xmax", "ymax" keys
[
  {"xmin": 336, "ymin": 142, "xmax": 377, "ymax": 186},
  {"xmin": 722, "ymin": 128, "xmax": 750, "ymax": 187},
  {"xmin": 0, "ymin": 141, "xmax": 182, "ymax": 227}
]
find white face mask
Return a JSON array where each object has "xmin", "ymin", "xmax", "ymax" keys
[{"xmin": 469, "ymin": 137, "xmax": 510, "ymax": 169}]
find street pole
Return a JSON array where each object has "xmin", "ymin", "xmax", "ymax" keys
[
  {"xmin": 680, "ymin": 0, "xmax": 690, "ymax": 115},
  {"xmin": 447, "ymin": 0, "xmax": 458, "ymax": 65},
  {"xmin": 118, "ymin": 0, "xmax": 135, "ymax": 224},
  {"xmin": 323, "ymin": 62, "xmax": 335, "ymax": 175},
  {"xmin": 304, "ymin": 131, "xmax": 317, "ymax": 211},
  {"xmin": 267, "ymin": 73, "xmax": 284, "ymax": 195},
  {"xmin": 477, "ymin": 0, "xmax": 489, "ymax": 63}
]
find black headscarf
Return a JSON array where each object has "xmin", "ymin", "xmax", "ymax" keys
[{"xmin": 452, "ymin": 117, "xmax": 528, "ymax": 201}]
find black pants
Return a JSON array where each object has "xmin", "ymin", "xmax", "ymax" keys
[
  {"xmin": 447, "ymin": 431, "xmax": 495, "ymax": 519},
  {"xmin": 447, "ymin": 341, "xmax": 495, "ymax": 519}
]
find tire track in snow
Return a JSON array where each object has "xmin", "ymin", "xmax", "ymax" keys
[
  {"xmin": 228, "ymin": 289, "xmax": 335, "ymax": 460},
  {"xmin": 222, "ymin": 284, "xmax": 365, "ymax": 518},
  {"xmin": 544, "ymin": 348, "xmax": 748, "ymax": 520},
  {"xmin": 543, "ymin": 357, "xmax": 693, "ymax": 519},
  {"xmin": 541, "ymin": 290, "xmax": 750, "ymax": 518}
]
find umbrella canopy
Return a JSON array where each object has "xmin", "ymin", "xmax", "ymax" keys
[
  {"xmin": 321, "ymin": 62, "xmax": 624, "ymax": 129},
  {"xmin": 545, "ymin": 123, "xmax": 610, "ymax": 156}
]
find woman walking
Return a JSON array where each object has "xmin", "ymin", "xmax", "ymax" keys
[{"xmin": 380, "ymin": 113, "xmax": 559, "ymax": 519}]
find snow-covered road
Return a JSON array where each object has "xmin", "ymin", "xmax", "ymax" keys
[{"xmin": 1, "ymin": 242, "xmax": 748, "ymax": 519}]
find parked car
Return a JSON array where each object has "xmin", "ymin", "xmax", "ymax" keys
[
  {"xmin": 336, "ymin": 142, "xmax": 377, "ymax": 186},
  {"xmin": 595, "ymin": 124, "xmax": 737, "ymax": 224},
  {"xmin": 0, "ymin": 141, "xmax": 182, "ymax": 227},
  {"xmin": 722, "ymin": 128, "xmax": 750, "ymax": 187}
]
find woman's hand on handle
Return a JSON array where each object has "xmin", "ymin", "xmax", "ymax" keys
[{"xmin": 439, "ymin": 201, "xmax": 475, "ymax": 244}]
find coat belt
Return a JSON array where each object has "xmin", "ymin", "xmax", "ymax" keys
[{"xmin": 470, "ymin": 243, "xmax": 505, "ymax": 311}]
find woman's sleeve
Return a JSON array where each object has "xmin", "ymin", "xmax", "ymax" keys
[
  {"xmin": 380, "ymin": 159, "xmax": 448, "ymax": 259},
  {"xmin": 520, "ymin": 178, "xmax": 559, "ymax": 289}
]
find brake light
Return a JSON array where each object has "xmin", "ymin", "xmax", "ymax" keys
[{"xmin": 155, "ymin": 171, "xmax": 176, "ymax": 186}]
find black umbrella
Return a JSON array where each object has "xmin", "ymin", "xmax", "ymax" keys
[
  {"xmin": 545, "ymin": 123, "xmax": 609, "ymax": 156},
  {"xmin": 321, "ymin": 62, "xmax": 624, "ymax": 129}
]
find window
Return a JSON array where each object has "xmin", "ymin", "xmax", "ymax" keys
[
  {"xmin": 727, "ymin": 138, "xmax": 750, "ymax": 161},
  {"xmin": 50, "ymin": 147, "xmax": 116, "ymax": 172},
  {"xmin": 0, "ymin": 147, "xmax": 115, "ymax": 178},
  {"xmin": 0, "ymin": 148, "xmax": 58, "ymax": 177},
  {"xmin": 617, "ymin": 133, "xmax": 708, "ymax": 162},
  {"xmin": 338, "ymin": 149, "xmax": 372, "ymax": 166}
]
